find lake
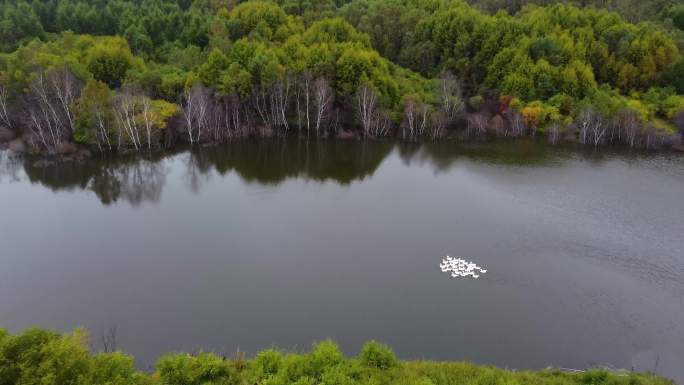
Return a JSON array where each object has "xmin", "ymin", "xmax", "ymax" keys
[{"xmin": 0, "ymin": 139, "xmax": 683, "ymax": 382}]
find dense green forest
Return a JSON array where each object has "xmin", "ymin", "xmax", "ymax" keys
[
  {"xmin": 1, "ymin": 0, "xmax": 684, "ymax": 154},
  {"xmin": 0, "ymin": 328, "xmax": 675, "ymax": 385}
]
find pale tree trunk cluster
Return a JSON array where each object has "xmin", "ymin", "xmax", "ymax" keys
[
  {"xmin": 114, "ymin": 91, "xmax": 143, "ymax": 150},
  {"xmin": 184, "ymin": 86, "xmax": 251, "ymax": 144},
  {"xmin": 401, "ymin": 99, "xmax": 429, "ymax": 140},
  {"xmin": 0, "ymin": 85, "xmax": 12, "ymax": 130},
  {"xmin": 294, "ymin": 73, "xmax": 335, "ymax": 137},
  {"xmin": 92, "ymin": 101, "xmax": 111, "ymax": 151},
  {"xmin": 206, "ymin": 94, "xmax": 245, "ymax": 143},
  {"xmin": 253, "ymin": 77, "xmax": 290, "ymax": 133},
  {"xmin": 141, "ymin": 97, "xmax": 155, "ymax": 150},
  {"xmin": 574, "ymin": 107, "xmax": 673, "ymax": 148},
  {"xmin": 313, "ymin": 78, "xmax": 334, "ymax": 135},
  {"xmin": 466, "ymin": 112, "xmax": 488, "ymax": 136},
  {"xmin": 112, "ymin": 89, "xmax": 166, "ymax": 150},
  {"xmin": 356, "ymin": 83, "xmax": 390, "ymax": 137},
  {"xmin": 617, "ymin": 109, "xmax": 640, "ymax": 147},
  {"xmin": 25, "ymin": 68, "xmax": 81, "ymax": 151},
  {"xmin": 295, "ymin": 72, "xmax": 311, "ymax": 136},
  {"xmin": 641, "ymin": 125, "xmax": 669, "ymax": 149},
  {"xmin": 399, "ymin": 71, "xmax": 465, "ymax": 141},
  {"xmin": 505, "ymin": 111, "xmax": 527, "ymax": 137},
  {"xmin": 438, "ymin": 72, "xmax": 463, "ymax": 124},
  {"xmin": 178, "ymin": 75, "xmax": 338, "ymax": 143},
  {"xmin": 577, "ymin": 108, "xmax": 607, "ymax": 146},
  {"xmin": 453, "ymin": 109, "xmax": 529, "ymax": 139},
  {"xmin": 429, "ymin": 111, "xmax": 447, "ymax": 140},
  {"xmin": 7, "ymin": 66, "xmax": 172, "ymax": 153},
  {"xmin": 182, "ymin": 85, "xmax": 211, "ymax": 144},
  {"xmin": 172, "ymin": 76, "xmax": 680, "ymax": 147},
  {"xmin": 472, "ymin": 110, "xmax": 523, "ymax": 138},
  {"xmin": 613, "ymin": 109, "xmax": 673, "ymax": 149},
  {"xmin": 547, "ymin": 123, "xmax": 561, "ymax": 144}
]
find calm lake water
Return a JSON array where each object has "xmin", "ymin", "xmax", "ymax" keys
[{"xmin": 1, "ymin": 139, "xmax": 683, "ymax": 381}]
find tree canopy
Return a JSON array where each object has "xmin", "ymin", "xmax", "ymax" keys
[{"xmin": 0, "ymin": 0, "xmax": 683, "ymax": 152}]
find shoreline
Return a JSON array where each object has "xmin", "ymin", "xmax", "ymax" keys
[
  {"xmin": 0, "ymin": 328, "xmax": 675, "ymax": 385},
  {"xmin": 1, "ymin": 131, "xmax": 683, "ymax": 161}
]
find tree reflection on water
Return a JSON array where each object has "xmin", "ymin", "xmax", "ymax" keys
[{"xmin": 4, "ymin": 138, "xmax": 672, "ymax": 205}]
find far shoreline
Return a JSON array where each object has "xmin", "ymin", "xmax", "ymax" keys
[{"xmin": 1, "ymin": 129, "xmax": 683, "ymax": 161}]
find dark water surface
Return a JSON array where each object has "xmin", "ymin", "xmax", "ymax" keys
[{"xmin": 1, "ymin": 139, "xmax": 683, "ymax": 381}]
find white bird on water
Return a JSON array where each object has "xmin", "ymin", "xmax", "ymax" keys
[{"xmin": 439, "ymin": 255, "xmax": 487, "ymax": 279}]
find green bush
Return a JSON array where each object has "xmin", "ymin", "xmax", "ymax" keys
[
  {"xmin": 254, "ymin": 349, "xmax": 284, "ymax": 377},
  {"xmin": 309, "ymin": 340, "xmax": 344, "ymax": 373},
  {"xmin": 320, "ymin": 365, "xmax": 353, "ymax": 385},
  {"xmin": 280, "ymin": 354, "xmax": 311, "ymax": 382},
  {"xmin": 360, "ymin": 340, "xmax": 398, "ymax": 370},
  {"xmin": 580, "ymin": 369, "xmax": 610, "ymax": 385},
  {"xmin": 156, "ymin": 352, "xmax": 235, "ymax": 385}
]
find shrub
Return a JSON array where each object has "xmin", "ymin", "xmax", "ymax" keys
[
  {"xmin": 0, "ymin": 328, "xmax": 63, "ymax": 385},
  {"xmin": 320, "ymin": 365, "xmax": 353, "ymax": 385},
  {"xmin": 309, "ymin": 340, "xmax": 344, "ymax": 374},
  {"xmin": 156, "ymin": 352, "xmax": 235, "ymax": 385},
  {"xmin": 580, "ymin": 369, "xmax": 610, "ymax": 385},
  {"xmin": 360, "ymin": 341, "xmax": 398, "ymax": 370},
  {"xmin": 281, "ymin": 354, "xmax": 310, "ymax": 382},
  {"xmin": 254, "ymin": 349, "xmax": 284, "ymax": 377},
  {"xmin": 90, "ymin": 352, "xmax": 141, "ymax": 385}
]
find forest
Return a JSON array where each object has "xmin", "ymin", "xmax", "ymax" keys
[
  {"xmin": 1, "ymin": 0, "xmax": 684, "ymax": 155},
  {"xmin": 0, "ymin": 327, "xmax": 675, "ymax": 385}
]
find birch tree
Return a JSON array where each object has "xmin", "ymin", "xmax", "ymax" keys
[
  {"xmin": 114, "ymin": 91, "xmax": 142, "ymax": 150},
  {"xmin": 356, "ymin": 83, "xmax": 384, "ymax": 137},
  {"xmin": 429, "ymin": 110, "xmax": 447, "ymax": 140},
  {"xmin": 227, "ymin": 94, "xmax": 243, "ymax": 137},
  {"xmin": 313, "ymin": 77, "xmax": 333, "ymax": 135},
  {"xmin": 274, "ymin": 76, "xmax": 290, "ymax": 132},
  {"xmin": 402, "ymin": 98, "xmax": 429, "ymax": 140},
  {"xmin": 297, "ymin": 71, "xmax": 313, "ymax": 135},
  {"xmin": 48, "ymin": 67, "xmax": 79, "ymax": 136},
  {"xmin": 506, "ymin": 111, "xmax": 526, "ymax": 137},
  {"xmin": 547, "ymin": 123, "xmax": 561, "ymax": 144},
  {"xmin": 141, "ymin": 96, "xmax": 156, "ymax": 150},
  {"xmin": 437, "ymin": 72, "xmax": 463, "ymax": 123},
  {"xmin": 0, "ymin": 85, "xmax": 12, "ymax": 130},
  {"xmin": 466, "ymin": 112, "xmax": 488, "ymax": 136},
  {"xmin": 26, "ymin": 69, "xmax": 81, "ymax": 150},
  {"xmin": 618, "ymin": 109, "xmax": 640, "ymax": 147},
  {"xmin": 182, "ymin": 88, "xmax": 197, "ymax": 144},
  {"xmin": 182, "ymin": 85, "xmax": 211, "ymax": 143},
  {"xmin": 577, "ymin": 108, "xmax": 606, "ymax": 146}
]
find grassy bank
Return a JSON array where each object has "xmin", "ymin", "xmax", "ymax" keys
[{"xmin": 0, "ymin": 328, "xmax": 673, "ymax": 385}]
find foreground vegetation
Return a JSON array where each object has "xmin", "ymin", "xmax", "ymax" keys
[
  {"xmin": 1, "ymin": 0, "xmax": 684, "ymax": 155},
  {"xmin": 0, "ymin": 328, "xmax": 675, "ymax": 385}
]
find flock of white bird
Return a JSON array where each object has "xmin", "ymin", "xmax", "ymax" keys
[{"xmin": 440, "ymin": 256, "xmax": 487, "ymax": 279}]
